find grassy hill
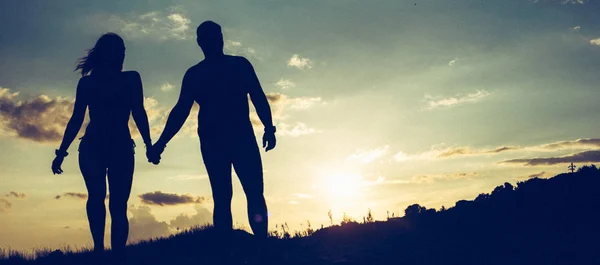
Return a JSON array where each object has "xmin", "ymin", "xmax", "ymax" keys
[{"xmin": 2, "ymin": 166, "xmax": 599, "ymax": 265}]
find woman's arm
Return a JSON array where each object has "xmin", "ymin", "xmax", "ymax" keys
[
  {"xmin": 57, "ymin": 78, "xmax": 88, "ymax": 152},
  {"xmin": 52, "ymin": 78, "xmax": 88, "ymax": 174},
  {"xmin": 130, "ymin": 72, "xmax": 152, "ymax": 146}
]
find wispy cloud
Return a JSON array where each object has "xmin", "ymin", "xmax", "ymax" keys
[
  {"xmin": 448, "ymin": 58, "xmax": 458, "ymax": 66},
  {"xmin": 55, "ymin": 192, "xmax": 88, "ymax": 200},
  {"xmin": 106, "ymin": 7, "xmax": 191, "ymax": 41},
  {"xmin": 393, "ymin": 144, "xmax": 521, "ymax": 161},
  {"xmin": 278, "ymin": 122, "xmax": 318, "ymax": 137},
  {"xmin": 287, "ymin": 54, "xmax": 312, "ymax": 70},
  {"xmin": 224, "ymin": 40, "xmax": 260, "ymax": 60},
  {"xmin": 501, "ymin": 150, "xmax": 600, "ymax": 166},
  {"xmin": 540, "ymin": 138, "xmax": 600, "ymax": 150},
  {"xmin": 530, "ymin": 0, "xmax": 588, "ymax": 4},
  {"xmin": 372, "ymin": 173, "xmax": 477, "ymax": 185},
  {"xmin": 160, "ymin": 82, "xmax": 174, "ymax": 92},
  {"xmin": 347, "ymin": 146, "xmax": 390, "ymax": 164},
  {"xmin": 425, "ymin": 90, "xmax": 491, "ymax": 109},
  {"xmin": 5, "ymin": 192, "xmax": 26, "ymax": 199},
  {"xmin": 517, "ymin": 171, "xmax": 553, "ymax": 180},
  {"xmin": 138, "ymin": 191, "xmax": 207, "ymax": 206},
  {"xmin": 275, "ymin": 79, "xmax": 295, "ymax": 90},
  {"xmin": 0, "ymin": 199, "xmax": 11, "ymax": 212}
]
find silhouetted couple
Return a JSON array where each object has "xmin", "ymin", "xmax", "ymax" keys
[{"xmin": 51, "ymin": 21, "xmax": 275, "ymax": 263}]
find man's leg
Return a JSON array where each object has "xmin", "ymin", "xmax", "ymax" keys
[
  {"xmin": 202, "ymin": 144, "xmax": 234, "ymax": 231},
  {"xmin": 232, "ymin": 140, "xmax": 268, "ymax": 238},
  {"xmin": 202, "ymin": 145, "xmax": 234, "ymax": 263}
]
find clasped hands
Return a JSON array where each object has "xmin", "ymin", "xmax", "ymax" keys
[{"xmin": 145, "ymin": 143, "xmax": 165, "ymax": 165}]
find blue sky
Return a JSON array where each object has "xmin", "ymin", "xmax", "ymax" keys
[{"xmin": 1, "ymin": 0, "xmax": 600, "ymax": 251}]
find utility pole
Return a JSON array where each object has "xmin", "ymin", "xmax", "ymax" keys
[{"xmin": 568, "ymin": 162, "xmax": 576, "ymax": 173}]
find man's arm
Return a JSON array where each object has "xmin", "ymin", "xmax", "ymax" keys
[
  {"xmin": 155, "ymin": 70, "xmax": 195, "ymax": 149},
  {"xmin": 244, "ymin": 58, "xmax": 276, "ymax": 151}
]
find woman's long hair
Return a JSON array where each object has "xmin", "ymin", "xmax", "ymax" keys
[{"xmin": 75, "ymin": 33, "xmax": 126, "ymax": 76}]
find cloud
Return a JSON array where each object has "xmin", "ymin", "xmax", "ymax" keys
[
  {"xmin": 287, "ymin": 54, "xmax": 312, "ymax": 70},
  {"xmin": 139, "ymin": 191, "xmax": 207, "ymax": 206},
  {"xmin": 0, "ymin": 199, "xmax": 11, "ymax": 212},
  {"xmin": 410, "ymin": 172, "xmax": 477, "ymax": 184},
  {"xmin": 540, "ymin": 138, "xmax": 600, "ymax": 150},
  {"xmin": 373, "ymin": 173, "xmax": 477, "ymax": 186},
  {"xmin": 485, "ymin": 146, "xmax": 522, "ymax": 153},
  {"xmin": 437, "ymin": 147, "xmax": 474, "ymax": 158},
  {"xmin": 448, "ymin": 58, "xmax": 458, "ymax": 66},
  {"xmin": 166, "ymin": 174, "xmax": 209, "ymax": 181},
  {"xmin": 5, "ymin": 191, "xmax": 26, "ymax": 199},
  {"xmin": 275, "ymin": 79, "xmax": 296, "ymax": 90},
  {"xmin": 0, "ymin": 87, "xmax": 76, "ymax": 143},
  {"xmin": 347, "ymin": 145, "xmax": 390, "ymax": 164},
  {"xmin": 128, "ymin": 205, "xmax": 171, "ymax": 243},
  {"xmin": 55, "ymin": 192, "xmax": 88, "ymax": 200},
  {"xmin": 518, "ymin": 171, "xmax": 553, "ymax": 180},
  {"xmin": 128, "ymin": 204, "xmax": 214, "ymax": 242},
  {"xmin": 288, "ymin": 97, "xmax": 323, "ymax": 110},
  {"xmin": 425, "ymin": 90, "xmax": 491, "ymax": 109},
  {"xmin": 291, "ymin": 193, "xmax": 313, "ymax": 199},
  {"xmin": 223, "ymin": 40, "xmax": 260, "ymax": 59},
  {"xmin": 590, "ymin": 38, "xmax": 600, "ymax": 46},
  {"xmin": 393, "ymin": 144, "xmax": 521, "ymax": 161},
  {"xmin": 277, "ymin": 122, "xmax": 317, "ymax": 137},
  {"xmin": 169, "ymin": 205, "xmax": 212, "ymax": 231},
  {"xmin": 160, "ymin": 82, "xmax": 174, "ymax": 92},
  {"xmin": 570, "ymin": 26, "xmax": 581, "ymax": 32},
  {"xmin": 250, "ymin": 93, "xmax": 322, "ymax": 131},
  {"xmin": 530, "ymin": 0, "xmax": 587, "ymax": 4},
  {"xmin": 501, "ymin": 150, "xmax": 600, "ymax": 166},
  {"xmin": 106, "ymin": 8, "xmax": 191, "ymax": 41},
  {"xmin": 437, "ymin": 145, "xmax": 521, "ymax": 158}
]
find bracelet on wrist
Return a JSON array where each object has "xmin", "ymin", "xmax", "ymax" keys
[
  {"xmin": 264, "ymin": 126, "xmax": 276, "ymax": 133},
  {"xmin": 55, "ymin": 149, "xmax": 69, "ymax": 157}
]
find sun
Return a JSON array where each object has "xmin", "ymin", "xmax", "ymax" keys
[{"xmin": 324, "ymin": 170, "xmax": 363, "ymax": 201}]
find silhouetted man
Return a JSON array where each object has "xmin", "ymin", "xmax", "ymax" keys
[{"xmin": 152, "ymin": 21, "xmax": 275, "ymax": 243}]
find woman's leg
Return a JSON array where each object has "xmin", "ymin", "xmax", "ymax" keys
[
  {"xmin": 107, "ymin": 149, "xmax": 134, "ymax": 254},
  {"xmin": 79, "ymin": 150, "xmax": 108, "ymax": 252}
]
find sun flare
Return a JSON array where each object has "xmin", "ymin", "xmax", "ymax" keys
[{"xmin": 325, "ymin": 171, "xmax": 364, "ymax": 201}]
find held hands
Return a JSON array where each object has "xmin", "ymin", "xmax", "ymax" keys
[{"xmin": 146, "ymin": 143, "xmax": 165, "ymax": 165}]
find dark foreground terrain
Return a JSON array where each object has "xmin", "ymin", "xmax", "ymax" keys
[{"xmin": 2, "ymin": 166, "xmax": 599, "ymax": 265}]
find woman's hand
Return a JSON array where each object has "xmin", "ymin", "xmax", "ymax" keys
[
  {"xmin": 146, "ymin": 144, "xmax": 162, "ymax": 165},
  {"xmin": 52, "ymin": 156, "xmax": 65, "ymax": 174}
]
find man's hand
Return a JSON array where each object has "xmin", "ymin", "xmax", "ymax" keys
[
  {"xmin": 262, "ymin": 131, "xmax": 276, "ymax": 152},
  {"xmin": 147, "ymin": 144, "xmax": 164, "ymax": 165},
  {"xmin": 52, "ymin": 156, "xmax": 64, "ymax": 175}
]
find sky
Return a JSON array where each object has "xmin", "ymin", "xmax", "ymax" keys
[{"xmin": 1, "ymin": 0, "xmax": 600, "ymax": 252}]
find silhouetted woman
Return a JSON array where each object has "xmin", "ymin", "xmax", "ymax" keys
[{"xmin": 51, "ymin": 33, "xmax": 153, "ymax": 258}]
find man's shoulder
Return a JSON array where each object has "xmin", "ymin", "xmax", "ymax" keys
[{"xmin": 219, "ymin": 55, "xmax": 251, "ymax": 67}]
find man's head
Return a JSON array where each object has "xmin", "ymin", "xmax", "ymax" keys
[{"xmin": 196, "ymin": 21, "xmax": 224, "ymax": 56}]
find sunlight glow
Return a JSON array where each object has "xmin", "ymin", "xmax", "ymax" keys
[{"xmin": 325, "ymin": 171, "xmax": 364, "ymax": 201}]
